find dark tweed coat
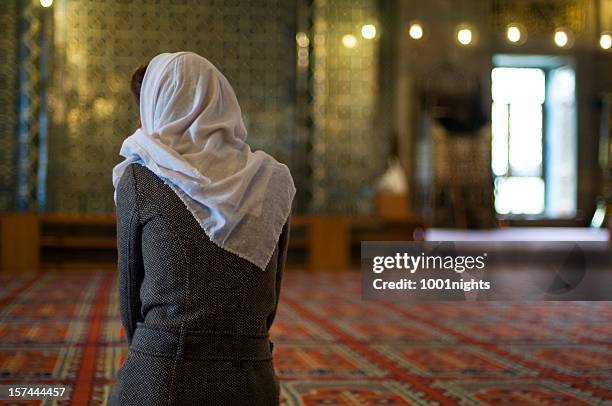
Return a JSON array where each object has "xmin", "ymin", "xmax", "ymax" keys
[{"xmin": 110, "ymin": 163, "xmax": 289, "ymax": 406}]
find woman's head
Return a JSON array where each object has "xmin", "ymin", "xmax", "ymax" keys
[
  {"xmin": 133, "ymin": 52, "xmax": 247, "ymax": 143},
  {"xmin": 130, "ymin": 63, "xmax": 148, "ymax": 104}
]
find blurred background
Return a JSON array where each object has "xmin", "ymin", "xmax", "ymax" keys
[
  {"xmin": 1, "ymin": 0, "xmax": 611, "ymax": 272},
  {"xmin": 1, "ymin": 2, "xmax": 612, "ymax": 405},
  {"xmin": 0, "ymin": 0, "xmax": 612, "ymax": 268}
]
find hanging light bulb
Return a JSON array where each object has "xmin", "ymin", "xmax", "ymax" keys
[
  {"xmin": 456, "ymin": 24, "xmax": 475, "ymax": 46},
  {"xmin": 507, "ymin": 26, "xmax": 521, "ymax": 43},
  {"xmin": 361, "ymin": 24, "xmax": 377, "ymax": 40},
  {"xmin": 296, "ymin": 32, "xmax": 310, "ymax": 48},
  {"xmin": 342, "ymin": 34, "xmax": 358, "ymax": 49},
  {"xmin": 600, "ymin": 32, "xmax": 612, "ymax": 50},
  {"xmin": 458, "ymin": 29, "xmax": 472, "ymax": 45},
  {"xmin": 40, "ymin": 0, "xmax": 53, "ymax": 6},
  {"xmin": 506, "ymin": 23, "xmax": 527, "ymax": 45},
  {"xmin": 408, "ymin": 21, "xmax": 424, "ymax": 40},
  {"xmin": 554, "ymin": 28, "xmax": 571, "ymax": 48}
]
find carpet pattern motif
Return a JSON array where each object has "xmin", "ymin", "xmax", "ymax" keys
[{"xmin": 0, "ymin": 272, "xmax": 611, "ymax": 405}]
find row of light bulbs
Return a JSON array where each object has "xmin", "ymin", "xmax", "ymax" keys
[
  {"xmin": 334, "ymin": 22, "xmax": 612, "ymax": 51},
  {"xmin": 406, "ymin": 21, "xmax": 612, "ymax": 50},
  {"xmin": 42, "ymin": 0, "xmax": 612, "ymax": 52}
]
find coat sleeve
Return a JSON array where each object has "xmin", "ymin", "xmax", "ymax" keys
[
  {"xmin": 115, "ymin": 165, "xmax": 145, "ymax": 345},
  {"xmin": 266, "ymin": 221, "xmax": 290, "ymax": 332}
]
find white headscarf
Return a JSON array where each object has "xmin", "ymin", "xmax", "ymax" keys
[{"xmin": 112, "ymin": 52, "xmax": 295, "ymax": 270}]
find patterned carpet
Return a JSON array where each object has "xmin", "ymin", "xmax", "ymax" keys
[{"xmin": 0, "ymin": 271, "xmax": 611, "ymax": 405}]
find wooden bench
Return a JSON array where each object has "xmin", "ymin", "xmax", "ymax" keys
[
  {"xmin": 0, "ymin": 213, "xmax": 425, "ymax": 272},
  {"xmin": 0, "ymin": 213, "xmax": 40, "ymax": 273},
  {"xmin": 40, "ymin": 213, "xmax": 118, "ymax": 270}
]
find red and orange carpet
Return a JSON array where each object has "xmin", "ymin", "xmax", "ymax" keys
[{"xmin": 1, "ymin": 271, "xmax": 611, "ymax": 405}]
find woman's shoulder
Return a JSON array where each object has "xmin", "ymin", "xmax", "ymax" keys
[
  {"xmin": 126, "ymin": 163, "xmax": 166, "ymax": 189},
  {"xmin": 116, "ymin": 163, "xmax": 166, "ymax": 200},
  {"xmin": 115, "ymin": 164, "xmax": 138, "ymax": 211},
  {"xmin": 116, "ymin": 163, "xmax": 137, "ymax": 194},
  {"xmin": 123, "ymin": 164, "xmax": 183, "ymax": 209}
]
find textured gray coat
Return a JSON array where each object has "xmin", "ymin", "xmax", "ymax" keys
[{"xmin": 111, "ymin": 164, "xmax": 289, "ymax": 406}]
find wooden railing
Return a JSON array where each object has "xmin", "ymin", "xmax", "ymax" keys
[{"xmin": 0, "ymin": 213, "xmax": 425, "ymax": 272}]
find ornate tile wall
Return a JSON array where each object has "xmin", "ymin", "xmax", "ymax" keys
[
  {"xmin": 6, "ymin": 0, "xmax": 384, "ymax": 214},
  {"xmin": 310, "ymin": 0, "xmax": 384, "ymax": 214},
  {"xmin": 0, "ymin": 0, "xmax": 18, "ymax": 211},
  {"xmin": 46, "ymin": 0, "xmax": 298, "ymax": 212},
  {"xmin": 16, "ymin": 0, "xmax": 49, "ymax": 211}
]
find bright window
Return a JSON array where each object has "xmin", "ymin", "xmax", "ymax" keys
[{"xmin": 491, "ymin": 67, "xmax": 546, "ymax": 215}]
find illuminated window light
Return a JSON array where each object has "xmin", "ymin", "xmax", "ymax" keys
[
  {"xmin": 361, "ymin": 24, "xmax": 377, "ymax": 40},
  {"xmin": 554, "ymin": 29, "xmax": 570, "ymax": 48},
  {"xmin": 342, "ymin": 34, "xmax": 358, "ymax": 48},
  {"xmin": 40, "ymin": 0, "xmax": 53, "ymax": 6},
  {"xmin": 457, "ymin": 28, "xmax": 473, "ymax": 46},
  {"xmin": 600, "ymin": 32, "xmax": 612, "ymax": 50},
  {"xmin": 408, "ymin": 22, "xmax": 424, "ymax": 40}
]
